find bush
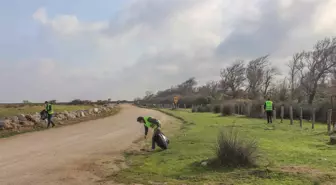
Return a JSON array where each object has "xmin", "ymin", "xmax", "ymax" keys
[
  {"xmin": 214, "ymin": 128, "xmax": 258, "ymax": 167},
  {"xmin": 195, "ymin": 105, "xmax": 212, "ymax": 113},
  {"xmin": 221, "ymin": 104, "xmax": 233, "ymax": 116},
  {"xmin": 212, "ymin": 104, "xmax": 221, "ymax": 113}
]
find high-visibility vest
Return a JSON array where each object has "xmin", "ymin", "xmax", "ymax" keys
[
  {"xmin": 46, "ymin": 103, "xmax": 54, "ymax": 114},
  {"xmin": 265, "ymin": 101, "xmax": 273, "ymax": 111},
  {"xmin": 143, "ymin": 116, "xmax": 159, "ymax": 129}
]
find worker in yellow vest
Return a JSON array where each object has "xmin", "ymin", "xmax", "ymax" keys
[
  {"xmin": 45, "ymin": 101, "xmax": 55, "ymax": 128},
  {"xmin": 264, "ymin": 98, "xmax": 274, "ymax": 124},
  {"xmin": 137, "ymin": 116, "xmax": 162, "ymax": 151}
]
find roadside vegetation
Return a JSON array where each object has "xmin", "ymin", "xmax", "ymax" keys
[{"xmin": 112, "ymin": 109, "xmax": 336, "ymax": 185}]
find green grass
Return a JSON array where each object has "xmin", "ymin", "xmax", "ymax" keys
[
  {"xmin": 112, "ymin": 109, "xmax": 336, "ymax": 185},
  {"xmin": 0, "ymin": 104, "xmax": 94, "ymax": 118}
]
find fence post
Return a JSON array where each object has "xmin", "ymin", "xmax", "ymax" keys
[
  {"xmin": 261, "ymin": 105, "xmax": 265, "ymax": 119},
  {"xmin": 290, "ymin": 106, "xmax": 293, "ymax": 125},
  {"xmin": 312, "ymin": 108, "xmax": 315, "ymax": 129},
  {"xmin": 273, "ymin": 108, "xmax": 277, "ymax": 120},
  {"xmin": 281, "ymin": 105, "xmax": 284, "ymax": 123},
  {"xmin": 328, "ymin": 109, "xmax": 332, "ymax": 132},
  {"xmin": 184, "ymin": 104, "xmax": 186, "ymax": 109},
  {"xmin": 247, "ymin": 104, "xmax": 251, "ymax": 117},
  {"xmin": 300, "ymin": 107, "xmax": 303, "ymax": 128}
]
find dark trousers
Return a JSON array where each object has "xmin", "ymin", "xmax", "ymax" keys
[
  {"xmin": 266, "ymin": 111, "xmax": 273, "ymax": 123},
  {"xmin": 47, "ymin": 114, "xmax": 55, "ymax": 128}
]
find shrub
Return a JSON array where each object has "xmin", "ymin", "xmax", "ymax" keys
[
  {"xmin": 196, "ymin": 105, "xmax": 212, "ymax": 113},
  {"xmin": 221, "ymin": 104, "xmax": 233, "ymax": 116},
  {"xmin": 191, "ymin": 107, "xmax": 197, "ymax": 113},
  {"xmin": 212, "ymin": 104, "xmax": 221, "ymax": 113},
  {"xmin": 214, "ymin": 127, "xmax": 258, "ymax": 167}
]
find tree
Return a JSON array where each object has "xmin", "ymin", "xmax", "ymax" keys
[
  {"xmin": 49, "ymin": 100, "xmax": 57, "ymax": 104},
  {"xmin": 262, "ymin": 66, "xmax": 279, "ymax": 97},
  {"xmin": 298, "ymin": 37, "xmax": 336, "ymax": 104},
  {"xmin": 220, "ymin": 60, "xmax": 246, "ymax": 98},
  {"xmin": 288, "ymin": 52, "xmax": 304, "ymax": 102},
  {"xmin": 177, "ymin": 77, "xmax": 197, "ymax": 95},
  {"xmin": 22, "ymin": 100, "xmax": 31, "ymax": 104},
  {"xmin": 143, "ymin": 91, "xmax": 154, "ymax": 100},
  {"xmin": 246, "ymin": 55, "xmax": 269, "ymax": 99},
  {"xmin": 197, "ymin": 80, "xmax": 219, "ymax": 98}
]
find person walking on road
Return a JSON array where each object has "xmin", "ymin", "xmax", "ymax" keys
[
  {"xmin": 264, "ymin": 98, "xmax": 274, "ymax": 124},
  {"xmin": 45, "ymin": 101, "xmax": 55, "ymax": 128},
  {"xmin": 137, "ymin": 116, "xmax": 162, "ymax": 151}
]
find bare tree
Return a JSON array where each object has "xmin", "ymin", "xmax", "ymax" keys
[
  {"xmin": 197, "ymin": 80, "xmax": 219, "ymax": 98},
  {"xmin": 220, "ymin": 60, "xmax": 246, "ymax": 98},
  {"xmin": 144, "ymin": 91, "xmax": 154, "ymax": 100},
  {"xmin": 288, "ymin": 52, "xmax": 305, "ymax": 102},
  {"xmin": 246, "ymin": 55, "xmax": 269, "ymax": 99},
  {"xmin": 262, "ymin": 66, "xmax": 279, "ymax": 97},
  {"xmin": 298, "ymin": 37, "xmax": 336, "ymax": 105}
]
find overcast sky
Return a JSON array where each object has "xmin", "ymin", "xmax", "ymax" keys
[{"xmin": 0, "ymin": 0, "xmax": 335, "ymax": 102}]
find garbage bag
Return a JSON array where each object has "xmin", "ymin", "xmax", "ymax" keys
[
  {"xmin": 153, "ymin": 130, "xmax": 169, "ymax": 150},
  {"xmin": 40, "ymin": 110, "xmax": 48, "ymax": 120}
]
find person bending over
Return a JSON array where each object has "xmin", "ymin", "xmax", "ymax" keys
[{"xmin": 137, "ymin": 116, "xmax": 162, "ymax": 151}]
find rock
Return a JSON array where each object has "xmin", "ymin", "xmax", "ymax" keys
[
  {"xmin": 201, "ymin": 161, "xmax": 208, "ymax": 166},
  {"xmin": 80, "ymin": 111, "xmax": 85, "ymax": 117},
  {"xmin": 17, "ymin": 114, "xmax": 27, "ymax": 122},
  {"xmin": 10, "ymin": 116, "xmax": 19, "ymax": 124},
  {"xmin": 88, "ymin": 108, "xmax": 94, "ymax": 115},
  {"xmin": 330, "ymin": 135, "xmax": 336, "ymax": 145},
  {"xmin": 68, "ymin": 112, "xmax": 77, "ymax": 119},
  {"xmin": 93, "ymin": 108, "xmax": 99, "ymax": 113},
  {"xmin": 25, "ymin": 114, "xmax": 39, "ymax": 124},
  {"xmin": 56, "ymin": 113, "xmax": 67, "ymax": 121},
  {"xmin": 20, "ymin": 121, "xmax": 35, "ymax": 127},
  {"xmin": 0, "ymin": 119, "xmax": 12, "ymax": 129}
]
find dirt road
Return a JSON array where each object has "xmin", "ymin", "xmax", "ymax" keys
[{"xmin": 0, "ymin": 105, "xmax": 171, "ymax": 185}]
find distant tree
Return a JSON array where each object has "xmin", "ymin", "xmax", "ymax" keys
[
  {"xmin": 288, "ymin": 52, "xmax": 304, "ymax": 102},
  {"xmin": 262, "ymin": 66, "xmax": 279, "ymax": 98},
  {"xmin": 246, "ymin": 55, "xmax": 269, "ymax": 99},
  {"xmin": 220, "ymin": 60, "xmax": 246, "ymax": 98},
  {"xmin": 22, "ymin": 100, "xmax": 31, "ymax": 104},
  {"xmin": 298, "ymin": 37, "xmax": 336, "ymax": 104},
  {"xmin": 49, "ymin": 100, "xmax": 57, "ymax": 104}
]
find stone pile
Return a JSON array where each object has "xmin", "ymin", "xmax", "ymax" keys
[{"xmin": 0, "ymin": 104, "xmax": 117, "ymax": 130}]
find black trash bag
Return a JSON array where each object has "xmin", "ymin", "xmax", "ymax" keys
[
  {"xmin": 40, "ymin": 110, "xmax": 48, "ymax": 120},
  {"xmin": 153, "ymin": 129, "xmax": 169, "ymax": 150}
]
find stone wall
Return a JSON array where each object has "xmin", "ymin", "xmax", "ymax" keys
[{"xmin": 0, "ymin": 104, "xmax": 118, "ymax": 131}]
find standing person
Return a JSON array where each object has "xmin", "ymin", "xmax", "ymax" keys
[
  {"xmin": 45, "ymin": 101, "xmax": 55, "ymax": 128},
  {"xmin": 137, "ymin": 116, "xmax": 163, "ymax": 151},
  {"xmin": 264, "ymin": 98, "xmax": 274, "ymax": 124}
]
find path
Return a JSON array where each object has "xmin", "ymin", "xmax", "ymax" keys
[{"xmin": 0, "ymin": 104, "xmax": 170, "ymax": 185}]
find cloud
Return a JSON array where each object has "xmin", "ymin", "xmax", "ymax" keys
[
  {"xmin": 0, "ymin": 0, "xmax": 334, "ymax": 102},
  {"xmin": 215, "ymin": 0, "xmax": 322, "ymax": 58}
]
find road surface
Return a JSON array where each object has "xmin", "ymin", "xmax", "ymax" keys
[{"xmin": 0, "ymin": 104, "xmax": 171, "ymax": 185}]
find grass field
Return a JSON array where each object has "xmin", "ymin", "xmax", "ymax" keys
[
  {"xmin": 112, "ymin": 109, "xmax": 336, "ymax": 185},
  {"xmin": 0, "ymin": 104, "xmax": 94, "ymax": 118}
]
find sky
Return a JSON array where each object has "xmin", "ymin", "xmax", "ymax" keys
[{"xmin": 0, "ymin": 0, "xmax": 335, "ymax": 103}]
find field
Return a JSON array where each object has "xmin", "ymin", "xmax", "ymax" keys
[
  {"xmin": 0, "ymin": 104, "xmax": 94, "ymax": 118},
  {"xmin": 112, "ymin": 109, "xmax": 336, "ymax": 185}
]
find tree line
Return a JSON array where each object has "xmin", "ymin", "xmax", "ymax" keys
[{"xmin": 137, "ymin": 37, "xmax": 336, "ymax": 106}]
